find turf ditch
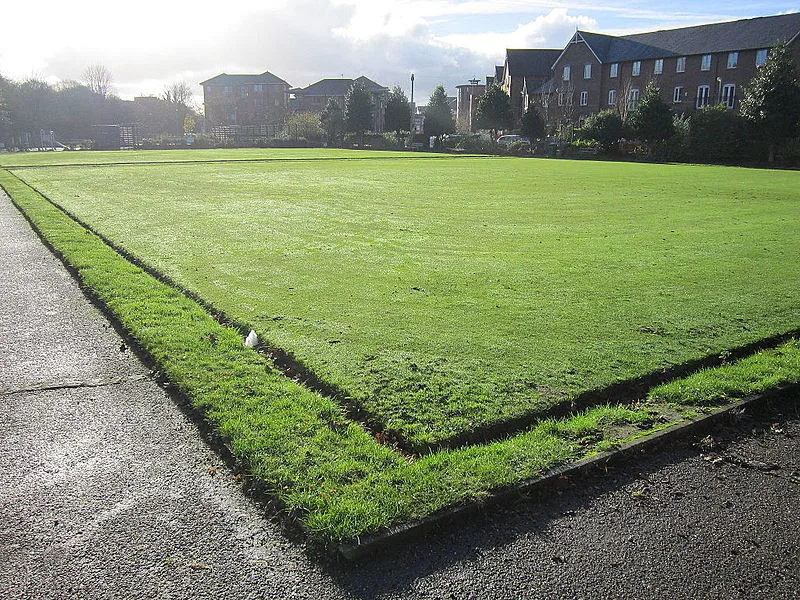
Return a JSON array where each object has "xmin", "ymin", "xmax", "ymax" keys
[{"xmin": 2, "ymin": 167, "xmax": 799, "ymax": 552}]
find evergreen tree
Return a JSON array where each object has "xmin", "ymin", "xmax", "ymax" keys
[
  {"xmin": 0, "ymin": 75, "xmax": 11, "ymax": 145},
  {"xmin": 740, "ymin": 41, "xmax": 800, "ymax": 162},
  {"xmin": 344, "ymin": 81, "xmax": 374, "ymax": 137},
  {"xmin": 423, "ymin": 85, "xmax": 455, "ymax": 137},
  {"xmin": 520, "ymin": 105, "xmax": 545, "ymax": 141},
  {"xmin": 628, "ymin": 82, "xmax": 673, "ymax": 155},
  {"xmin": 385, "ymin": 86, "xmax": 411, "ymax": 133},
  {"xmin": 320, "ymin": 98, "xmax": 344, "ymax": 144},
  {"xmin": 580, "ymin": 109, "xmax": 625, "ymax": 152},
  {"xmin": 475, "ymin": 85, "xmax": 512, "ymax": 139}
]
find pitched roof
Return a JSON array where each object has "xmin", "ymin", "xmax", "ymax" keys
[
  {"xmin": 294, "ymin": 75, "xmax": 388, "ymax": 97},
  {"xmin": 200, "ymin": 71, "xmax": 289, "ymax": 86},
  {"xmin": 504, "ymin": 49, "xmax": 562, "ymax": 77},
  {"xmin": 576, "ymin": 12, "xmax": 800, "ymax": 63}
]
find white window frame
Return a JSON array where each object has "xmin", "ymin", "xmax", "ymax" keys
[
  {"xmin": 563, "ymin": 65, "xmax": 571, "ymax": 81},
  {"xmin": 696, "ymin": 85, "xmax": 710, "ymax": 108},
  {"xmin": 558, "ymin": 92, "xmax": 565, "ymax": 106},
  {"xmin": 579, "ymin": 91, "xmax": 588, "ymax": 106},
  {"xmin": 583, "ymin": 63, "xmax": 592, "ymax": 79},
  {"xmin": 727, "ymin": 52, "xmax": 739, "ymax": 69},
  {"xmin": 673, "ymin": 86, "xmax": 683, "ymax": 103},
  {"xmin": 628, "ymin": 88, "xmax": 640, "ymax": 110},
  {"xmin": 701, "ymin": 54, "xmax": 712, "ymax": 71},
  {"xmin": 654, "ymin": 59, "xmax": 664, "ymax": 75},
  {"xmin": 756, "ymin": 49, "xmax": 768, "ymax": 67},
  {"xmin": 676, "ymin": 56, "xmax": 686, "ymax": 73},
  {"xmin": 608, "ymin": 89, "xmax": 617, "ymax": 105},
  {"xmin": 722, "ymin": 84, "xmax": 736, "ymax": 109},
  {"xmin": 253, "ymin": 84, "xmax": 263, "ymax": 92},
  {"xmin": 632, "ymin": 61, "xmax": 641, "ymax": 76},
  {"xmin": 610, "ymin": 63, "xmax": 619, "ymax": 78}
]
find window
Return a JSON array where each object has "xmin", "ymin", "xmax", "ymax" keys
[
  {"xmin": 240, "ymin": 86, "xmax": 249, "ymax": 96},
  {"xmin": 253, "ymin": 84, "xmax": 263, "ymax": 92},
  {"xmin": 722, "ymin": 84, "xmax": 736, "ymax": 109},
  {"xmin": 610, "ymin": 63, "xmax": 619, "ymax": 78},
  {"xmin": 696, "ymin": 85, "xmax": 710, "ymax": 108},
  {"xmin": 701, "ymin": 54, "xmax": 712, "ymax": 71},
  {"xmin": 654, "ymin": 59, "xmax": 664, "ymax": 74},
  {"xmin": 558, "ymin": 92, "xmax": 565, "ymax": 106},
  {"xmin": 727, "ymin": 52, "xmax": 739, "ymax": 69},
  {"xmin": 632, "ymin": 61, "xmax": 641, "ymax": 76},
  {"xmin": 563, "ymin": 65, "xmax": 571, "ymax": 81},
  {"xmin": 608, "ymin": 89, "xmax": 617, "ymax": 105},
  {"xmin": 579, "ymin": 91, "xmax": 588, "ymax": 106},
  {"xmin": 676, "ymin": 56, "xmax": 686, "ymax": 72},
  {"xmin": 223, "ymin": 86, "xmax": 232, "ymax": 94},
  {"xmin": 583, "ymin": 63, "xmax": 592, "ymax": 79},
  {"xmin": 673, "ymin": 86, "xmax": 684, "ymax": 103},
  {"xmin": 756, "ymin": 49, "xmax": 769, "ymax": 67},
  {"xmin": 628, "ymin": 88, "xmax": 640, "ymax": 110}
]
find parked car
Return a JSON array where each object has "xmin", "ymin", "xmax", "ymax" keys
[{"xmin": 496, "ymin": 135, "xmax": 531, "ymax": 146}]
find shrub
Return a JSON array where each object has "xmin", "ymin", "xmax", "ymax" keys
[{"xmin": 580, "ymin": 110, "xmax": 625, "ymax": 153}]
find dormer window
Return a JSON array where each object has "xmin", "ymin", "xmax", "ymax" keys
[
  {"xmin": 610, "ymin": 63, "xmax": 619, "ymax": 78},
  {"xmin": 632, "ymin": 61, "xmax": 641, "ymax": 76}
]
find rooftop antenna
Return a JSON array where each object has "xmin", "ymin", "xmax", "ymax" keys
[{"xmin": 410, "ymin": 73, "xmax": 415, "ymax": 104}]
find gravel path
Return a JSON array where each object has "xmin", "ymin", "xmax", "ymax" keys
[{"xmin": 1, "ymin": 190, "xmax": 797, "ymax": 599}]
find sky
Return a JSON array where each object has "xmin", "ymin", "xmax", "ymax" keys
[{"xmin": 1, "ymin": 1, "xmax": 798, "ymax": 106}]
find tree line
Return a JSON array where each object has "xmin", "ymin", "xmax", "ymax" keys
[{"xmin": 0, "ymin": 65, "xmax": 197, "ymax": 149}]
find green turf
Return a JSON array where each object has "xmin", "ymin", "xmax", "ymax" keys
[
  {"xmin": 8, "ymin": 152, "xmax": 800, "ymax": 448},
  {"xmin": 0, "ymin": 147, "xmax": 450, "ymax": 167},
  {"xmin": 3, "ymin": 157, "xmax": 799, "ymax": 550}
]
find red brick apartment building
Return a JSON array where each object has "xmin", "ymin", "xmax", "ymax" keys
[
  {"xmin": 501, "ymin": 13, "xmax": 800, "ymax": 129},
  {"xmin": 200, "ymin": 71, "xmax": 290, "ymax": 134}
]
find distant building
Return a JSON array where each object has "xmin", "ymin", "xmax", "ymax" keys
[
  {"xmin": 200, "ymin": 71, "xmax": 290, "ymax": 135},
  {"xmin": 518, "ymin": 12, "xmax": 800, "ymax": 131},
  {"xmin": 456, "ymin": 79, "xmax": 487, "ymax": 132},
  {"xmin": 291, "ymin": 76, "xmax": 389, "ymax": 132},
  {"xmin": 499, "ymin": 49, "xmax": 562, "ymax": 124}
]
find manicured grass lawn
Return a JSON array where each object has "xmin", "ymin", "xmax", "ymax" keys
[
  {"xmin": 9, "ymin": 153, "xmax": 800, "ymax": 449},
  {"xmin": 2, "ymin": 151, "xmax": 799, "ymax": 550},
  {"xmin": 0, "ymin": 147, "xmax": 450, "ymax": 167}
]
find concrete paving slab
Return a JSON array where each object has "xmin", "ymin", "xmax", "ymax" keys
[{"xmin": 0, "ymin": 195, "xmax": 147, "ymax": 391}]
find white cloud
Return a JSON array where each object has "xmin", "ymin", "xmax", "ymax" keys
[{"xmin": 437, "ymin": 8, "xmax": 596, "ymax": 57}]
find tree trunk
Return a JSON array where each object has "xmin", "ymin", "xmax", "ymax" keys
[{"xmin": 768, "ymin": 143, "xmax": 775, "ymax": 163}]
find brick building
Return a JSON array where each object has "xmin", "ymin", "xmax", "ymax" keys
[
  {"xmin": 455, "ymin": 79, "xmax": 486, "ymax": 133},
  {"xmin": 507, "ymin": 13, "xmax": 800, "ymax": 131},
  {"xmin": 290, "ymin": 76, "xmax": 389, "ymax": 132},
  {"xmin": 200, "ymin": 71, "xmax": 290, "ymax": 134},
  {"xmin": 499, "ymin": 49, "xmax": 562, "ymax": 125}
]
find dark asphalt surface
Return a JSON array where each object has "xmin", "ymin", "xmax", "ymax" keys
[{"xmin": 1, "ymin": 190, "xmax": 798, "ymax": 599}]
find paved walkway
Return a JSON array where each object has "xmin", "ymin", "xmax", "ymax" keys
[{"xmin": 1, "ymin": 190, "xmax": 798, "ymax": 599}]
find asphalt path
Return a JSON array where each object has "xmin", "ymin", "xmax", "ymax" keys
[{"xmin": 1, "ymin": 190, "xmax": 797, "ymax": 599}]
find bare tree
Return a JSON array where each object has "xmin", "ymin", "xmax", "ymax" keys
[
  {"xmin": 162, "ymin": 81, "xmax": 197, "ymax": 136},
  {"xmin": 82, "ymin": 64, "xmax": 113, "ymax": 98},
  {"xmin": 162, "ymin": 81, "xmax": 196, "ymax": 110}
]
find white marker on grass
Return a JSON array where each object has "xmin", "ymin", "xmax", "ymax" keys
[{"xmin": 244, "ymin": 330, "xmax": 259, "ymax": 347}]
